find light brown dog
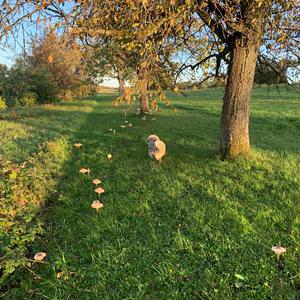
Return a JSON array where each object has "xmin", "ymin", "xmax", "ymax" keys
[{"xmin": 146, "ymin": 134, "xmax": 166, "ymax": 164}]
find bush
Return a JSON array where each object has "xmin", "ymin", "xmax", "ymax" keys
[
  {"xmin": 18, "ymin": 92, "xmax": 37, "ymax": 107},
  {"xmin": 28, "ymin": 67, "xmax": 59, "ymax": 104},
  {"xmin": 0, "ymin": 96, "xmax": 7, "ymax": 111},
  {"xmin": 0, "ymin": 139, "xmax": 69, "ymax": 284},
  {"xmin": 72, "ymin": 83, "xmax": 97, "ymax": 97},
  {"xmin": 61, "ymin": 89, "xmax": 73, "ymax": 101}
]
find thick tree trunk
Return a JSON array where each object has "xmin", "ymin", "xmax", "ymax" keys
[
  {"xmin": 118, "ymin": 78, "xmax": 125, "ymax": 96},
  {"xmin": 220, "ymin": 30, "xmax": 261, "ymax": 159},
  {"xmin": 137, "ymin": 66, "xmax": 149, "ymax": 113}
]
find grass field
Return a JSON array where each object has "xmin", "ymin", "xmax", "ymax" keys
[{"xmin": 1, "ymin": 86, "xmax": 300, "ymax": 299}]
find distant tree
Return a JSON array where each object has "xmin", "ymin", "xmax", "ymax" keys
[
  {"xmin": 0, "ymin": 64, "xmax": 8, "ymax": 96},
  {"xmin": 255, "ymin": 58, "xmax": 288, "ymax": 85},
  {"xmin": 85, "ymin": 40, "xmax": 132, "ymax": 96},
  {"xmin": 27, "ymin": 31, "xmax": 83, "ymax": 100},
  {"xmin": 5, "ymin": 58, "xmax": 30, "ymax": 103},
  {"xmin": 27, "ymin": 65, "xmax": 59, "ymax": 103}
]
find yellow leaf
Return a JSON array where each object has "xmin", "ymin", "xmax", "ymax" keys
[
  {"xmin": 47, "ymin": 55, "xmax": 53, "ymax": 64},
  {"xmin": 173, "ymin": 86, "xmax": 179, "ymax": 93}
]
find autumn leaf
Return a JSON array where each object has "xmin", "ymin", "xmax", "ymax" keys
[{"xmin": 47, "ymin": 54, "xmax": 53, "ymax": 64}]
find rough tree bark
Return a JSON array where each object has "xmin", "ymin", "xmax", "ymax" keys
[
  {"xmin": 118, "ymin": 77, "xmax": 125, "ymax": 96},
  {"xmin": 137, "ymin": 66, "xmax": 150, "ymax": 113},
  {"xmin": 220, "ymin": 25, "xmax": 262, "ymax": 159}
]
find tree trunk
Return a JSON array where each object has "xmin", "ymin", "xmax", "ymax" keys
[
  {"xmin": 220, "ymin": 29, "xmax": 261, "ymax": 159},
  {"xmin": 137, "ymin": 67, "xmax": 149, "ymax": 113},
  {"xmin": 118, "ymin": 78, "xmax": 125, "ymax": 96}
]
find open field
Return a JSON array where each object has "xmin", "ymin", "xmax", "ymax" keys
[{"xmin": 1, "ymin": 86, "xmax": 300, "ymax": 299}]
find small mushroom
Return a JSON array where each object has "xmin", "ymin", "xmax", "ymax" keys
[
  {"xmin": 74, "ymin": 143, "xmax": 82, "ymax": 148},
  {"xmin": 56, "ymin": 271, "xmax": 65, "ymax": 279},
  {"xmin": 92, "ymin": 178, "xmax": 101, "ymax": 186},
  {"xmin": 79, "ymin": 168, "xmax": 90, "ymax": 175},
  {"xmin": 108, "ymin": 128, "xmax": 113, "ymax": 131},
  {"xmin": 128, "ymin": 123, "xmax": 132, "ymax": 127},
  {"xmin": 271, "ymin": 246, "xmax": 287, "ymax": 260},
  {"xmin": 107, "ymin": 153, "xmax": 112, "ymax": 160},
  {"xmin": 91, "ymin": 200, "xmax": 103, "ymax": 212},
  {"xmin": 94, "ymin": 187, "xmax": 105, "ymax": 196},
  {"xmin": 34, "ymin": 252, "xmax": 47, "ymax": 261},
  {"xmin": 121, "ymin": 125, "xmax": 126, "ymax": 128}
]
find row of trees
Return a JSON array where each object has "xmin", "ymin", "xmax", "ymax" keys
[
  {"xmin": 0, "ymin": 31, "xmax": 95, "ymax": 106},
  {"xmin": 0, "ymin": 0, "xmax": 299, "ymax": 159}
]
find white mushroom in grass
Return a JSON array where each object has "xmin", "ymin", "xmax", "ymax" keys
[
  {"xmin": 94, "ymin": 187, "xmax": 105, "ymax": 196},
  {"xmin": 107, "ymin": 153, "xmax": 112, "ymax": 160},
  {"xmin": 271, "ymin": 246, "xmax": 287, "ymax": 260},
  {"xmin": 91, "ymin": 200, "xmax": 103, "ymax": 212},
  {"xmin": 92, "ymin": 178, "xmax": 101, "ymax": 186},
  {"xmin": 79, "ymin": 168, "xmax": 90, "ymax": 175},
  {"xmin": 74, "ymin": 143, "xmax": 82, "ymax": 148},
  {"xmin": 34, "ymin": 252, "xmax": 47, "ymax": 261}
]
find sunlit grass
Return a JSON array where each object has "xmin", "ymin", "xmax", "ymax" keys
[{"xmin": 1, "ymin": 86, "xmax": 299, "ymax": 299}]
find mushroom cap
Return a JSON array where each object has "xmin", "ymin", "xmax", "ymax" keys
[
  {"xmin": 107, "ymin": 153, "xmax": 112, "ymax": 159},
  {"xmin": 34, "ymin": 252, "xmax": 47, "ymax": 261},
  {"xmin": 94, "ymin": 187, "xmax": 105, "ymax": 194},
  {"xmin": 128, "ymin": 123, "xmax": 132, "ymax": 127},
  {"xmin": 91, "ymin": 200, "xmax": 103, "ymax": 209},
  {"xmin": 79, "ymin": 168, "xmax": 90, "ymax": 174},
  {"xmin": 74, "ymin": 143, "xmax": 82, "ymax": 148},
  {"xmin": 271, "ymin": 246, "xmax": 287, "ymax": 254},
  {"xmin": 92, "ymin": 178, "xmax": 102, "ymax": 185}
]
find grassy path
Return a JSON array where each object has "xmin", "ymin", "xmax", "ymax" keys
[{"xmin": 2, "ymin": 87, "xmax": 300, "ymax": 299}]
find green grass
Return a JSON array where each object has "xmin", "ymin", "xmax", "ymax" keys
[{"xmin": 1, "ymin": 86, "xmax": 300, "ymax": 299}]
